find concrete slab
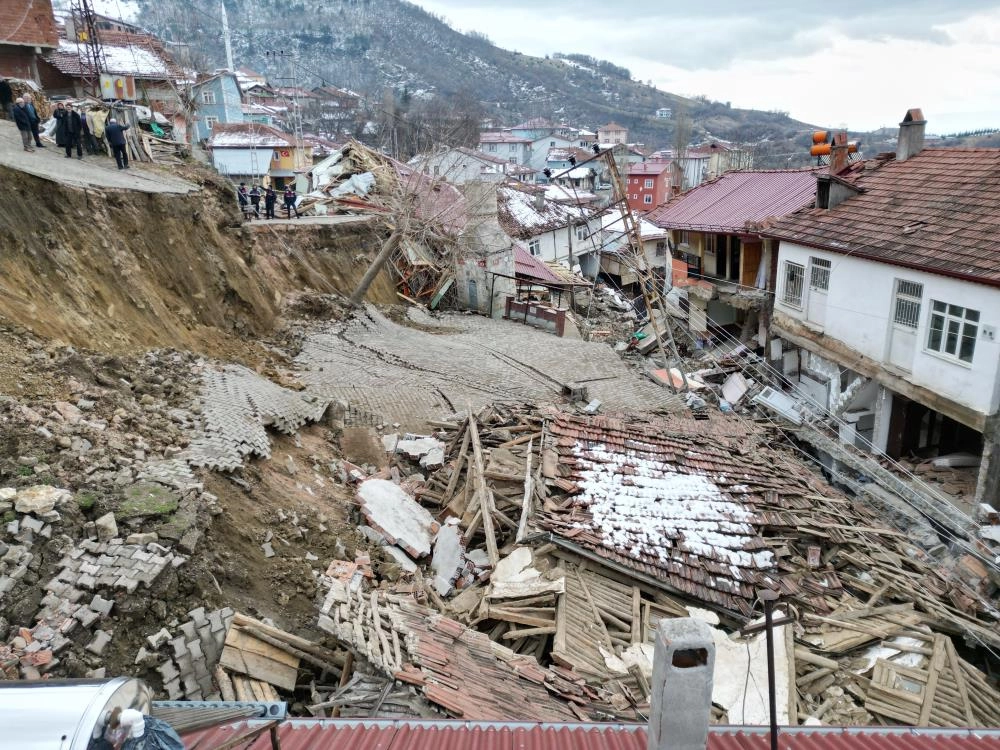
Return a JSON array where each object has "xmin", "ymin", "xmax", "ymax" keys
[
  {"xmin": 431, "ymin": 523, "xmax": 464, "ymax": 595},
  {"xmin": 357, "ymin": 479, "xmax": 437, "ymax": 558}
]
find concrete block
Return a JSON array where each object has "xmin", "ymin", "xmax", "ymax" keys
[
  {"xmin": 207, "ymin": 610, "xmax": 225, "ymax": 633},
  {"xmin": 78, "ymin": 574, "xmax": 96, "ymax": 590},
  {"xmin": 179, "ymin": 621, "xmax": 197, "ymax": 641},
  {"xmin": 77, "ymin": 608, "xmax": 100, "ymax": 628},
  {"xmin": 170, "ymin": 636, "xmax": 188, "ymax": 659},
  {"xmin": 147, "ymin": 628, "xmax": 172, "ymax": 650},
  {"xmin": 187, "ymin": 639, "xmax": 204, "ymax": 661},
  {"xmin": 89, "ymin": 595, "xmax": 114, "ymax": 616},
  {"xmin": 86, "ymin": 630, "xmax": 111, "ymax": 656},
  {"xmin": 187, "ymin": 606, "xmax": 207, "ymax": 626},
  {"xmin": 164, "ymin": 677, "xmax": 184, "ymax": 701},
  {"xmin": 158, "ymin": 660, "xmax": 180, "ymax": 683}
]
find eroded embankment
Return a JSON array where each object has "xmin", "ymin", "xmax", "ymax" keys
[{"xmin": 0, "ymin": 164, "xmax": 396, "ymax": 356}]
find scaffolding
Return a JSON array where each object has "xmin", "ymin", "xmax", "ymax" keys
[{"xmin": 69, "ymin": 0, "xmax": 106, "ymax": 99}]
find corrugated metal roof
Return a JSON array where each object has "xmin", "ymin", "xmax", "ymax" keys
[
  {"xmin": 514, "ymin": 246, "xmax": 564, "ymax": 283},
  {"xmin": 646, "ymin": 169, "xmax": 821, "ymax": 233},
  {"xmin": 182, "ymin": 719, "xmax": 1000, "ymax": 750},
  {"xmin": 765, "ymin": 148, "xmax": 1000, "ymax": 287}
]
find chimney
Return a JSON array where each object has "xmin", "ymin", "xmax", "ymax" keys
[
  {"xmin": 829, "ymin": 131, "xmax": 849, "ymax": 175},
  {"xmin": 648, "ymin": 618, "xmax": 716, "ymax": 750},
  {"xmin": 896, "ymin": 108, "xmax": 926, "ymax": 162},
  {"xmin": 534, "ymin": 191, "xmax": 545, "ymax": 211}
]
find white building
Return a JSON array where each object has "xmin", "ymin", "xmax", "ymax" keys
[
  {"xmin": 409, "ymin": 147, "xmax": 535, "ymax": 185},
  {"xmin": 766, "ymin": 110, "xmax": 1000, "ymax": 506},
  {"xmin": 478, "ymin": 132, "xmax": 533, "ymax": 166},
  {"xmin": 495, "ymin": 182, "xmax": 595, "ymax": 268}
]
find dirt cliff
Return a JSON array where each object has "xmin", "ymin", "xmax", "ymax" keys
[{"xmin": 0, "ymin": 163, "xmax": 396, "ymax": 360}]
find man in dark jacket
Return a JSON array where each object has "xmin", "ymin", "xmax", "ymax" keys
[
  {"xmin": 249, "ymin": 184, "xmax": 262, "ymax": 218},
  {"xmin": 55, "ymin": 103, "xmax": 83, "ymax": 158},
  {"xmin": 264, "ymin": 186, "xmax": 277, "ymax": 219},
  {"xmin": 105, "ymin": 117, "xmax": 130, "ymax": 169},
  {"xmin": 23, "ymin": 93, "xmax": 43, "ymax": 147},
  {"xmin": 283, "ymin": 185, "xmax": 300, "ymax": 218},
  {"xmin": 12, "ymin": 97, "xmax": 34, "ymax": 151}
]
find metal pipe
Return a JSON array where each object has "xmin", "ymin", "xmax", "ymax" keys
[{"xmin": 759, "ymin": 589, "xmax": 779, "ymax": 750}]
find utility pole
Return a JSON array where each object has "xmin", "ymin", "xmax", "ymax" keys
[
  {"xmin": 266, "ymin": 49, "xmax": 306, "ymax": 171},
  {"xmin": 598, "ymin": 146, "xmax": 688, "ymax": 393},
  {"xmin": 220, "ymin": 0, "xmax": 234, "ymax": 71},
  {"xmin": 69, "ymin": 0, "xmax": 105, "ymax": 99}
]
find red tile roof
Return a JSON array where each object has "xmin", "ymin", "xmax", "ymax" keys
[
  {"xmin": 765, "ymin": 148, "xmax": 1000, "ymax": 287},
  {"xmin": 182, "ymin": 719, "xmax": 1000, "ymax": 750},
  {"xmin": 628, "ymin": 161, "xmax": 671, "ymax": 176},
  {"xmin": 646, "ymin": 169, "xmax": 821, "ymax": 233},
  {"xmin": 515, "ymin": 246, "xmax": 565, "ymax": 283},
  {"xmin": 0, "ymin": 0, "xmax": 58, "ymax": 48}
]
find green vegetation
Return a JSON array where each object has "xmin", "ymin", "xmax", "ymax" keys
[{"xmin": 118, "ymin": 482, "xmax": 180, "ymax": 518}]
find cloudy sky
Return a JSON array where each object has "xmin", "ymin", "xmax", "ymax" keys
[{"xmin": 417, "ymin": 0, "xmax": 1000, "ymax": 133}]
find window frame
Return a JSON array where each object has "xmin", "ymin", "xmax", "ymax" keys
[
  {"xmin": 781, "ymin": 261, "xmax": 805, "ymax": 308},
  {"xmin": 528, "ymin": 239, "xmax": 541, "ymax": 256},
  {"xmin": 892, "ymin": 279, "xmax": 923, "ymax": 329},
  {"xmin": 643, "ymin": 194, "xmax": 653, "ymax": 205},
  {"xmin": 644, "ymin": 178, "xmax": 654, "ymax": 188},
  {"xmin": 204, "ymin": 115, "xmax": 218, "ymax": 130},
  {"xmin": 809, "ymin": 257, "xmax": 831, "ymax": 291},
  {"xmin": 926, "ymin": 299, "xmax": 979, "ymax": 364},
  {"xmin": 200, "ymin": 90, "xmax": 216, "ymax": 105}
]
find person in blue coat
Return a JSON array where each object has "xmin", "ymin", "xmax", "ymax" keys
[
  {"xmin": 23, "ymin": 92, "xmax": 44, "ymax": 147},
  {"xmin": 105, "ymin": 117, "xmax": 131, "ymax": 169}
]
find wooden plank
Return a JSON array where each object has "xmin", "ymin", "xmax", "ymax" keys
[
  {"xmin": 487, "ymin": 606, "xmax": 555, "ymax": 628},
  {"xmin": 468, "ymin": 414, "xmax": 499, "ymax": 566},
  {"xmin": 917, "ymin": 636, "xmax": 947, "ymax": 726},
  {"xmin": 501, "ymin": 626, "xmax": 557, "ymax": 640},
  {"xmin": 516, "ymin": 438, "xmax": 534, "ymax": 543},
  {"xmin": 944, "ymin": 637, "xmax": 976, "ymax": 725},
  {"xmin": 220, "ymin": 627, "xmax": 300, "ymax": 691},
  {"xmin": 573, "ymin": 565, "xmax": 614, "ymax": 651},
  {"xmin": 214, "ymin": 666, "xmax": 236, "ymax": 702},
  {"xmin": 630, "ymin": 587, "xmax": 641, "ymax": 644},
  {"xmin": 554, "ymin": 592, "xmax": 567, "ymax": 654}
]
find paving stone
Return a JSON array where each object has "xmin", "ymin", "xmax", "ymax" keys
[
  {"xmin": 113, "ymin": 575, "xmax": 139, "ymax": 594},
  {"xmin": 77, "ymin": 573, "xmax": 96, "ymax": 590},
  {"xmin": 182, "ymin": 674, "xmax": 202, "ymax": 700},
  {"xmin": 175, "ymin": 652, "xmax": 194, "ymax": 679},
  {"xmin": 147, "ymin": 628, "xmax": 172, "ymax": 649},
  {"xmin": 187, "ymin": 639, "xmax": 204, "ymax": 661},
  {"xmin": 170, "ymin": 636, "xmax": 188, "ymax": 659},
  {"xmin": 164, "ymin": 677, "xmax": 184, "ymax": 701},
  {"xmin": 207, "ymin": 610, "xmax": 225, "ymax": 633},
  {"xmin": 77, "ymin": 608, "xmax": 100, "ymax": 628},
  {"xmin": 188, "ymin": 606, "xmax": 207, "ymax": 626},
  {"xmin": 90, "ymin": 595, "xmax": 114, "ymax": 616},
  {"xmin": 179, "ymin": 621, "xmax": 197, "ymax": 641},
  {"xmin": 86, "ymin": 630, "xmax": 111, "ymax": 656},
  {"xmin": 158, "ymin": 660, "xmax": 180, "ymax": 682}
]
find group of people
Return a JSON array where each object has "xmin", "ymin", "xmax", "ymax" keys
[
  {"xmin": 10, "ymin": 94, "xmax": 133, "ymax": 170},
  {"xmin": 237, "ymin": 182, "xmax": 301, "ymax": 219}
]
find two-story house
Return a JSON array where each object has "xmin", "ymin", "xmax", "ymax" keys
[
  {"xmin": 647, "ymin": 167, "xmax": 821, "ymax": 348},
  {"xmin": 766, "ymin": 110, "xmax": 1000, "ymax": 507},
  {"xmin": 598, "ymin": 121, "xmax": 627, "ymax": 145},
  {"xmin": 626, "ymin": 160, "xmax": 672, "ymax": 211},
  {"xmin": 190, "ymin": 72, "xmax": 244, "ymax": 143},
  {"xmin": 496, "ymin": 182, "xmax": 592, "ymax": 267},
  {"xmin": 208, "ymin": 122, "xmax": 310, "ymax": 187},
  {"xmin": 478, "ymin": 132, "xmax": 532, "ymax": 166},
  {"xmin": 409, "ymin": 146, "xmax": 535, "ymax": 184}
]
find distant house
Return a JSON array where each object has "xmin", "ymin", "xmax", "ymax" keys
[
  {"xmin": 646, "ymin": 168, "xmax": 820, "ymax": 346},
  {"xmin": 410, "ymin": 146, "xmax": 535, "ymax": 184},
  {"xmin": 0, "ymin": 0, "xmax": 58, "ymax": 83},
  {"xmin": 507, "ymin": 117, "xmax": 560, "ymax": 141},
  {"xmin": 208, "ymin": 122, "xmax": 311, "ymax": 186},
  {"xmin": 191, "ymin": 72, "xmax": 243, "ymax": 143},
  {"xmin": 241, "ymin": 101, "xmax": 284, "ymax": 128},
  {"xmin": 625, "ymin": 160, "xmax": 672, "ymax": 211},
  {"xmin": 308, "ymin": 84, "xmax": 361, "ymax": 132},
  {"xmin": 40, "ymin": 23, "xmax": 185, "ymax": 112},
  {"xmin": 655, "ymin": 107, "xmax": 672, "ymax": 119},
  {"xmin": 478, "ymin": 131, "xmax": 532, "ymax": 166},
  {"xmin": 496, "ymin": 182, "xmax": 593, "ymax": 266},
  {"xmin": 597, "ymin": 121, "xmax": 627, "ymax": 145},
  {"xmin": 525, "ymin": 133, "xmax": 577, "ymax": 173}
]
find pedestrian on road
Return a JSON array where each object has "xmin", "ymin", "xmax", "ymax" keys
[
  {"xmin": 0, "ymin": 78, "xmax": 12, "ymax": 120},
  {"xmin": 81, "ymin": 110, "xmax": 98, "ymax": 154},
  {"xmin": 105, "ymin": 117, "xmax": 131, "ymax": 169},
  {"xmin": 23, "ymin": 93, "xmax": 44, "ymax": 148},
  {"xmin": 56, "ymin": 103, "xmax": 83, "ymax": 158},
  {"xmin": 264, "ymin": 186, "xmax": 277, "ymax": 219},
  {"xmin": 12, "ymin": 97, "xmax": 35, "ymax": 152},
  {"xmin": 249, "ymin": 184, "xmax": 261, "ymax": 218},
  {"xmin": 283, "ymin": 185, "xmax": 300, "ymax": 218},
  {"xmin": 237, "ymin": 182, "xmax": 249, "ymax": 216}
]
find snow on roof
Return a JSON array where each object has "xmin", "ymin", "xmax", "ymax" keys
[
  {"xmin": 543, "ymin": 183, "xmax": 599, "ymax": 205},
  {"xmin": 497, "ymin": 184, "xmax": 586, "ymax": 239},
  {"xmin": 599, "ymin": 209, "xmax": 667, "ymax": 239},
  {"xmin": 550, "ymin": 166, "xmax": 594, "ymax": 181},
  {"xmin": 49, "ymin": 39, "xmax": 172, "ymax": 78},
  {"xmin": 208, "ymin": 123, "xmax": 297, "ymax": 148}
]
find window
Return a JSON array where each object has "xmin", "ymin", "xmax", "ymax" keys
[
  {"xmin": 528, "ymin": 239, "xmax": 541, "ymax": 256},
  {"xmin": 644, "ymin": 178, "xmax": 654, "ymax": 188},
  {"xmin": 200, "ymin": 90, "xmax": 216, "ymax": 104},
  {"xmin": 509, "ymin": 157, "xmax": 517, "ymax": 163},
  {"xmin": 655, "ymin": 241, "xmax": 667, "ymax": 257},
  {"xmin": 550, "ymin": 140, "xmax": 555, "ymax": 146},
  {"xmin": 488, "ymin": 143, "xmax": 497, "ymax": 152},
  {"xmin": 509, "ymin": 144, "xmax": 517, "ymax": 152},
  {"xmin": 204, "ymin": 116, "xmax": 218, "ymax": 130},
  {"xmin": 782, "ymin": 261, "xmax": 805, "ymax": 306},
  {"xmin": 927, "ymin": 300, "xmax": 979, "ymax": 363},
  {"xmin": 576, "ymin": 225, "xmax": 588, "ymax": 240},
  {"xmin": 892, "ymin": 279, "xmax": 923, "ymax": 328},
  {"xmin": 809, "ymin": 257, "xmax": 831, "ymax": 290},
  {"xmin": 643, "ymin": 195, "xmax": 653, "ymax": 204}
]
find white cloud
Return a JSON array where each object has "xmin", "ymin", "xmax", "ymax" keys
[{"xmin": 417, "ymin": 1, "xmax": 1000, "ymax": 132}]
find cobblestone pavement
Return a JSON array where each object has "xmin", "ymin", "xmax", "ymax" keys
[{"xmin": 295, "ymin": 306, "xmax": 681, "ymax": 431}]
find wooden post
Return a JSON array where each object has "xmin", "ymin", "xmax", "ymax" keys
[{"xmin": 516, "ymin": 438, "xmax": 534, "ymax": 542}]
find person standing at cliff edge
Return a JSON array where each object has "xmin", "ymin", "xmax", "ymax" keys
[
  {"xmin": 105, "ymin": 117, "xmax": 131, "ymax": 169},
  {"xmin": 264, "ymin": 186, "xmax": 277, "ymax": 219},
  {"xmin": 12, "ymin": 97, "xmax": 34, "ymax": 151},
  {"xmin": 23, "ymin": 93, "xmax": 44, "ymax": 148}
]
